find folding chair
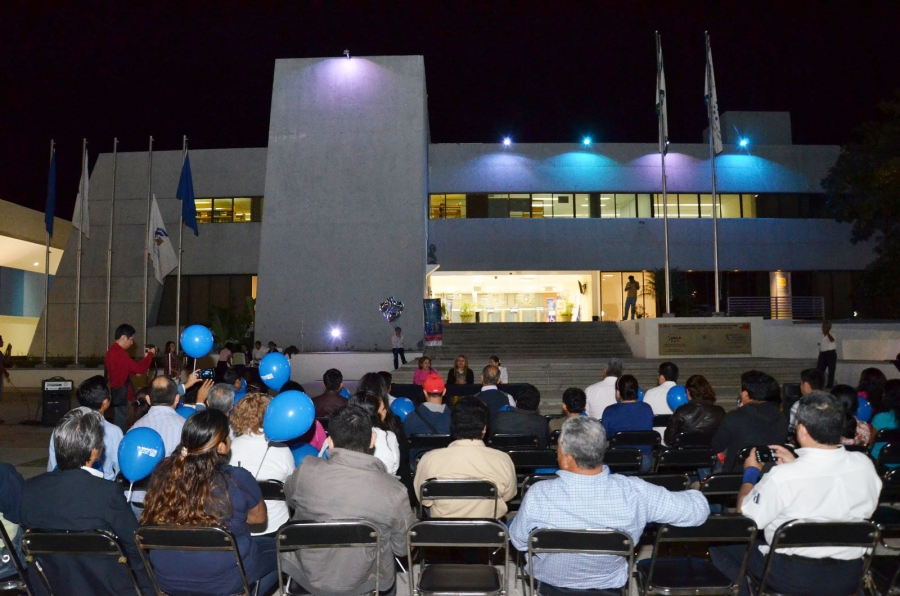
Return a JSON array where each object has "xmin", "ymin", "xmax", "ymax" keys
[
  {"xmin": 0, "ymin": 523, "xmax": 31, "ymax": 596},
  {"xmin": 275, "ymin": 519, "xmax": 380, "ymax": 596},
  {"xmin": 609, "ymin": 431, "xmax": 662, "ymax": 450},
  {"xmin": 407, "ymin": 519, "xmax": 508, "ymax": 596},
  {"xmin": 635, "ymin": 515, "xmax": 757, "ymax": 596},
  {"xmin": 549, "ymin": 429, "xmax": 561, "ymax": 446},
  {"xmin": 507, "ymin": 450, "xmax": 559, "ymax": 476},
  {"xmin": 418, "ymin": 479, "xmax": 499, "ymax": 519},
  {"xmin": 653, "ymin": 415, "xmax": 672, "ymax": 428},
  {"xmin": 257, "ymin": 479, "xmax": 285, "ymax": 501},
  {"xmin": 408, "ymin": 435, "xmax": 454, "ymax": 451},
  {"xmin": 868, "ymin": 470, "xmax": 900, "ymax": 596},
  {"xmin": 748, "ymin": 520, "xmax": 879, "ymax": 596},
  {"xmin": 21, "ymin": 529, "xmax": 140, "ymax": 596},
  {"xmin": 521, "ymin": 475, "xmax": 556, "ymax": 498},
  {"xmin": 877, "ymin": 441, "xmax": 900, "ymax": 475},
  {"xmin": 134, "ymin": 526, "xmax": 256, "ymax": 596},
  {"xmin": 604, "ymin": 448, "xmax": 643, "ymax": 473},
  {"xmin": 638, "ymin": 474, "xmax": 690, "ymax": 492},
  {"xmin": 654, "ymin": 449, "xmax": 717, "ymax": 475},
  {"xmin": 525, "ymin": 528, "xmax": 633, "ymax": 596},
  {"xmin": 487, "ymin": 434, "xmax": 540, "ymax": 451},
  {"xmin": 700, "ymin": 475, "xmax": 745, "ymax": 511},
  {"xmin": 670, "ymin": 431, "xmax": 714, "ymax": 449}
]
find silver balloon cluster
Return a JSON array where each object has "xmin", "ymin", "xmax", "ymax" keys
[{"xmin": 379, "ymin": 296, "xmax": 405, "ymax": 322}]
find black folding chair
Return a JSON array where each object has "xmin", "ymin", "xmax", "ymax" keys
[
  {"xmin": 653, "ymin": 415, "xmax": 672, "ymax": 428},
  {"xmin": 748, "ymin": 520, "xmax": 879, "ymax": 596},
  {"xmin": 670, "ymin": 431, "xmax": 714, "ymax": 449},
  {"xmin": 609, "ymin": 431, "xmax": 662, "ymax": 450},
  {"xmin": 525, "ymin": 529, "xmax": 633, "ymax": 596},
  {"xmin": 114, "ymin": 472, "xmax": 151, "ymax": 508},
  {"xmin": 654, "ymin": 449, "xmax": 717, "ymax": 474},
  {"xmin": 507, "ymin": 450, "xmax": 559, "ymax": 476},
  {"xmin": 418, "ymin": 479, "xmax": 499, "ymax": 519},
  {"xmin": 257, "ymin": 479, "xmax": 285, "ymax": 501},
  {"xmin": 0, "ymin": 523, "xmax": 31, "ymax": 596},
  {"xmin": 549, "ymin": 429, "xmax": 561, "ymax": 446},
  {"xmin": 486, "ymin": 434, "xmax": 540, "ymax": 451},
  {"xmin": 637, "ymin": 474, "xmax": 691, "ymax": 492},
  {"xmin": 521, "ymin": 475, "xmax": 556, "ymax": 498},
  {"xmin": 22, "ymin": 529, "xmax": 140, "ymax": 596},
  {"xmin": 275, "ymin": 519, "xmax": 380, "ymax": 596},
  {"xmin": 604, "ymin": 448, "xmax": 643, "ymax": 473},
  {"xmin": 876, "ymin": 441, "xmax": 900, "ymax": 475},
  {"xmin": 407, "ymin": 519, "xmax": 508, "ymax": 596},
  {"xmin": 134, "ymin": 526, "xmax": 256, "ymax": 596},
  {"xmin": 700, "ymin": 475, "xmax": 745, "ymax": 511},
  {"xmin": 408, "ymin": 434, "xmax": 454, "ymax": 451},
  {"xmin": 868, "ymin": 470, "xmax": 900, "ymax": 595},
  {"xmin": 635, "ymin": 515, "xmax": 757, "ymax": 596}
]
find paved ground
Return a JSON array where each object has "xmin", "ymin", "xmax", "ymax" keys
[{"xmin": 0, "ymin": 388, "xmax": 54, "ymax": 478}]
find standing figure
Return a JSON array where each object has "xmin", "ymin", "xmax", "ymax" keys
[
  {"xmin": 817, "ymin": 322, "xmax": 837, "ymax": 388},
  {"xmin": 391, "ymin": 327, "xmax": 407, "ymax": 370},
  {"xmin": 623, "ymin": 275, "xmax": 640, "ymax": 320}
]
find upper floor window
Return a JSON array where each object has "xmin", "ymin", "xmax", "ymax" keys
[{"xmin": 195, "ymin": 197, "xmax": 264, "ymax": 224}]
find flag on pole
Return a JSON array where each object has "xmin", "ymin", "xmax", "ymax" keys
[
  {"xmin": 176, "ymin": 153, "xmax": 198, "ymax": 236},
  {"xmin": 72, "ymin": 149, "xmax": 91, "ymax": 238},
  {"xmin": 656, "ymin": 35, "xmax": 669, "ymax": 155},
  {"xmin": 705, "ymin": 35, "xmax": 723, "ymax": 155},
  {"xmin": 45, "ymin": 147, "xmax": 57, "ymax": 236},
  {"xmin": 148, "ymin": 194, "xmax": 178, "ymax": 284}
]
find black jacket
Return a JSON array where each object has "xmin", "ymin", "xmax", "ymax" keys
[
  {"xmin": 474, "ymin": 389, "xmax": 511, "ymax": 428},
  {"xmin": 664, "ymin": 400, "xmax": 727, "ymax": 446},
  {"xmin": 490, "ymin": 409, "xmax": 551, "ymax": 449},
  {"xmin": 711, "ymin": 402, "xmax": 789, "ymax": 473}
]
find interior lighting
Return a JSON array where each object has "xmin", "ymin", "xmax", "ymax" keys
[
  {"xmin": 33, "ymin": 262, "xmax": 40, "ymax": 266},
  {"xmin": 739, "ymin": 138, "xmax": 749, "ymax": 148},
  {"xmin": 502, "ymin": 137, "xmax": 512, "ymax": 146},
  {"xmin": 583, "ymin": 137, "xmax": 592, "ymax": 146},
  {"xmin": 330, "ymin": 327, "xmax": 342, "ymax": 339},
  {"xmin": 343, "ymin": 49, "xmax": 350, "ymax": 59}
]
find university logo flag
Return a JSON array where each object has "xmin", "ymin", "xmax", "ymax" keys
[
  {"xmin": 656, "ymin": 38, "xmax": 669, "ymax": 155},
  {"xmin": 177, "ymin": 153, "xmax": 198, "ymax": 236},
  {"xmin": 705, "ymin": 40, "xmax": 723, "ymax": 155},
  {"xmin": 45, "ymin": 148, "xmax": 57, "ymax": 236},
  {"xmin": 72, "ymin": 149, "xmax": 90, "ymax": 238},
  {"xmin": 148, "ymin": 194, "xmax": 178, "ymax": 284}
]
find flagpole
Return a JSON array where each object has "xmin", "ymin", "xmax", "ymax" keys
[
  {"xmin": 73, "ymin": 138, "xmax": 87, "ymax": 365},
  {"xmin": 143, "ymin": 136, "xmax": 154, "ymax": 349},
  {"xmin": 43, "ymin": 140, "xmax": 55, "ymax": 365},
  {"xmin": 706, "ymin": 32, "xmax": 722, "ymax": 315},
  {"xmin": 657, "ymin": 32, "xmax": 671, "ymax": 315},
  {"xmin": 175, "ymin": 136, "xmax": 187, "ymax": 355},
  {"xmin": 106, "ymin": 138, "xmax": 118, "ymax": 344}
]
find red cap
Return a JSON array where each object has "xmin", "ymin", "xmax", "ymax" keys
[{"xmin": 423, "ymin": 374, "xmax": 445, "ymax": 394}]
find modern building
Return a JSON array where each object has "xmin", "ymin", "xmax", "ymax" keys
[{"xmin": 26, "ymin": 55, "xmax": 875, "ymax": 358}]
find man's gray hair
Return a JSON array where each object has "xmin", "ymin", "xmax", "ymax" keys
[
  {"xmin": 482, "ymin": 365, "xmax": 501, "ymax": 385},
  {"xmin": 605, "ymin": 358, "xmax": 624, "ymax": 378},
  {"xmin": 559, "ymin": 416, "xmax": 607, "ymax": 470},
  {"xmin": 53, "ymin": 407, "xmax": 104, "ymax": 471},
  {"xmin": 208, "ymin": 383, "xmax": 236, "ymax": 414}
]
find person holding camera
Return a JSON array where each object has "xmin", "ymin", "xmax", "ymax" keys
[{"xmin": 105, "ymin": 323, "xmax": 157, "ymax": 432}]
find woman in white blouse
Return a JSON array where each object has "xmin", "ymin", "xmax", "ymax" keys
[
  {"xmin": 348, "ymin": 392, "xmax": 400, "ymax": 475},
  {"xmin": 229, "ymin": 393, "xmax": 295, "ymax": 535}
]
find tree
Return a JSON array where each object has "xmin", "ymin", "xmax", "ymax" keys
[
  {"xmin": 823, "ymin": 95, "xmax": 900, "ymax": 312},
  {"xmin": 645, "ymin": 268, "xmax": 693, "ymax": 316}
]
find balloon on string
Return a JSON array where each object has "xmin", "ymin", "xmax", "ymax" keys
[
  {"xmin": 379, "ymin": 297, "xmax": 405, "ymax": 323},
  {"xmin": 289, "ymin": 443, "xmax": 319, "ymax": 466},
  {"xmin": 666, "ymin": 385, "xmax": 689, "ymax": 411},
  {"xmin": 390, "ymin": 397, "xmax": 415, "ymax": 421},
  {"xmin": 857, "ymin": 397, "xmax": 873, "ymax": 423},
  {"xmin": 181, "ymin": 325, "xmax": 214, "ymax": 359},
  {"xmin": 637, "ymin": 387, "xmax": 645, "ymax": 402},
  {"xmin": 263, "ymin": 390, "xmax": 315, "ymax": 442},
  {"xmin": 259, "ymin": 352, "xmax": 291, "ymax": 390},
  {"xmin": 118, "ymin": 428, "xmax": 165, "ymax": 482}
]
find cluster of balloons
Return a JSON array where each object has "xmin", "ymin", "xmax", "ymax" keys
[
  {"xmin": 666, "ymin": 385, "xmax": 689, "ymax": 411},
  {"xmin": 379, "ymin": 297, "xmax": 405, "ymax": 323}
]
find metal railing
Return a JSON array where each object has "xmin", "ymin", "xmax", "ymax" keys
[{"xmin": 726, "ymin": 296, "xmax": 825, "ymax": 320}]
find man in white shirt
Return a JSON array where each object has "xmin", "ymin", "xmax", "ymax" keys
[
  {"xmin": 251, "ymin": 340, "xmax": 267, "ymax": 363},
  {"xmin": 711, "ymin": 391, "xmax": 881, "ymax": 596},
  {"xmin": 642, "ymin": 361, "xmax": 679, "ymax": 416},
  {"xmin": 584, "ymin": 358, "xmax": 623, "ymax": 418},
  {"xmin": 817, "ymin": 321, "xmax": 837, "ymax": 388}
]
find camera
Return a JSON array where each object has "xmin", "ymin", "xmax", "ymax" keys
[
  {"xmin": 144, "ymin": 344, "xmax": 156, "ymax": 354},
  {"xmin": 199, "ymin": 368, "xmax": 216, "ymax": 380}
]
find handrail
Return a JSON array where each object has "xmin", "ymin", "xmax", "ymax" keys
[{"xmin": 726, "ymin": 296, "xmax": 824, "ymax": 320}]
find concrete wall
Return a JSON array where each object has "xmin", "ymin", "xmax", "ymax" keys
[{"xmin": 255, "ymin": 56, "xmax": 428, "ymax": 352}]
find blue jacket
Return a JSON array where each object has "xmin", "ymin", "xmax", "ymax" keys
[{"xmin": 403, "ymin": 404, "xmax": 451, "ymax": 436}]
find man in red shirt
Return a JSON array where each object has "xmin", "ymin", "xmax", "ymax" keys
[{"xmin": 105, "ymin": 323, "xmax": 156, "ymax": 431}]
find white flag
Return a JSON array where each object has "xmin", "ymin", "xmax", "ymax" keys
[
  {"xmin": 148, "ymin": 194, "xmax": 178, "ymax": 285},
  {"xmin": 72, "ymin": 149, "xmax": 90, "ymax": 238},
  {"xmin": 656, "ymin": 34, "xmax": 669, "ymax": 155},
  {"xmin": 705, "ymin": 35, "xmax": 723, "ymax": 155}
]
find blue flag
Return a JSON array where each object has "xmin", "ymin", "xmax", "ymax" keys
[
  {"xmin": 176, "ymin": 153, "xmax": 198, "ymax": 236},
  {"xmin": 45, "ymin": 149, "xmax": 57, "ymax": 236}
]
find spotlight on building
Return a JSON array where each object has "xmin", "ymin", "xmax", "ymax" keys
[
  {"xmin": 343, "ymin": 49, "xmax": 350, "ymax": 59},
  {"xmin": 583, "ymin": 137, "xmax": 592, "ymax": 146},
  {"xmin": 330, "ymin": 327, "xmax": 342, "ymax": 338},
  {"xmin": 502, "ymin": 137, "xmax": 512, "ymax": 147},
  {"xmin": 739, "ymin": 138, "xmax": 749, "ymax": 148}
]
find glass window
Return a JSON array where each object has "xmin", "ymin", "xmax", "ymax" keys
[
  {"xmin": 615, "ymin": 194, "xmax": 636, "ymax": 218},
  {"xmin": 233, "ymin": 198, "xmax": 252, "ymax": 222},
  {"xmin": 488, "ymin": 194, "xmax": 509, "ymax": 218},
  {"xmin": 531, "ymin": 194, "xmax": 551, "ymax": 219},
  {"xmin": 251, "ymin": 197, "xmax": 264, "ymax": 222},
  {"xmin": 599, "ymin": 194, "xmax": 615, "ymax": 218},
  {"xmin": 445, "ymin": 194, "xmax": 466, "ymax": 219},
  {"xmin": 636, "ymin": 194, "xmax": 652, "ymax": 218},
  {"xmin": 678, "ymin": 194, "xmax": 699, "ymax": 218},
  {"xmin": 575, "ymin": 193, "xmax": 590, "ymax": 218},
  {"xmin": 552, "ymin": 194, "xmax": 574, "ymax": 218},
  {"xmin": 742, "ymin": 194, "xmax": 757, "ymax": 218},
  {"xmin": 653, "ymin": 194, "xmax": 678, "ymax": 218},
  {"xmin": 510, "ymin": 195, "xmax": 531, "ymax": 218},
  {"xmin": 213, "ymin": 198, "xmax": 233, "ymax": 223},
  {"xmin": 429, "ymin": 195, "xmax": 445, "ymax": 219},
  {"xmin": 195, "ymin": 198, "xmax": 212, "ymax": 224},
  {"xmin": 699, "ymin": 194, "xmax": 713, "ymax": 218},
  {"xmin": 720, "ymin": 194, "xmax": 741, "ymax": 218}
]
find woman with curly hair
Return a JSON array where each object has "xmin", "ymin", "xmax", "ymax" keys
[
  {"xmin": 229, "ymin": 393, "xmax": 295, "ymax": 536},
  {"xmin": 664, "ymin": 374, "xmax": 726, "ymax": 446},
  {"xmin": 140, "ymin": 409, "xmax": 278, "ymax": 596},
  {"xmin": 447, "ymin": 354, "xmax": 475, "ymax": 385}
]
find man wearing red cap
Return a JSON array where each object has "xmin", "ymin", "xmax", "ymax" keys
[{"xmin": 404, "ymin": 374, "xmax": 452, "ymax": 438}]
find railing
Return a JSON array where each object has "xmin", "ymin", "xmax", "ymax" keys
[{"xmin": 726, "ymin": 296, "xmax": 825, "ymax": 320}]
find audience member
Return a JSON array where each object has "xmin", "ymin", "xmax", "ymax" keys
[
  {"xmin": 141, "ymin": 410, "xmax": 277, "ymax": 596},
  {"xmin": 283, "ymin": 405, "xmax": 416, "ymax": 596},
  {"xmin": 585, "ymin": 358, "xmax": 623, "ymax": 418},
  {"xmin": 404, "ymin": 374, "xmax": 451, "ymax": 437},
  {"xmin": 47, "ymin": 375, "xmax": 122, "ymax": 480},
  {"xmin": 163, "ymin": 341, "xmax": 182, "ymax": 380},
  {"xmin": 712, "ymin": 370, "xmax": 788, "ymax": 473},
  {"xmin": 549, "ymin": 387, "xmax": 587, "ymax": 433},
  {"xmin": 447, "ymin": 354, "xmax": 475, "ymax": 385},
  {"xmin": 664, "ymin": 374, "xmax": 726, "ymax": 446},
  {"xmin": 831, "ymin": 384, "xmax": 874, "ymax": 447},
  {"xmin": 412, "ymin": 356, "xmax": 438, "ymax": 386},
  {"xmin": 488, "ymin": 355, "xmax": 509, "ymax": 384},
  {"xmin": 475, "ymin": 364, "xmax": 515, "ymax": 426},
  {"xmin": 125, "ymin": 387, "xmax": 152, "ymax": 430},
  {"xmin": 348, "ymin": 392, "xmax": 401, "ymax": 475},
  {"xmin": 391, "ymin": 326, "xmax": 407, "ymax": 370},
  {"xmin": 788, "ymin": 368, "xmax": 825, "ymax": 431},
  {"xmin": 313, "ymin": 368, "xmax": 347, "ymax": 417},
  {"xmin": 642, "ymin": 361, "xmax": 679, "ymax": 415},
  {"xmin": 510, "ymin": 417, "xmax": 709, "ymax": 593},
  {"xmin": 223, "ymin": 368, "xmax": 247, "ymax": 403},
  {"xmin": 252, "ymin": 340, "xmax": 266, "ymax": 363},
  {"xmin": 0, "ymin": 463, "xmax": 24, "ymax": 582},
  {"xmin": 377, "ymin": 370, "xmax": 397, "ymax": 405},
  {"xmin": 491, "ymin": 383, "xmax": 551, "ymax": 448},
  {"xmin": 130, "ymin": 376, "xmax": 186, "ymax": 456},
  {"xmin": 857, "ymin": 367, "xmax": 887, "ymax": 414},
  {"xmin": 414, "ymin": 399, "xmax": 516, "ymax": 518},
  {"xmin": 711, "ymin": 392, "xmax": 881, "ymax": 596},
  {"xmin": 601, "ymin": 374, "xmax": 655, "ymax": 471},
  {"xmin": 229, "ymin": 393, "xmax": 295, "ymax": 537},
  {"xmin": 356, "ymin": 372, "xmax": 413, "ymax": 495},
  {"xmin": 872, "ymin": 379, "xmax": 900, "ymax": 459},
  {"xmin": 105, "ymin": 323, "xmax": 157, "ymax": 431},
  {"xmin": 207, "ymin": 382, "xmax": 237, "ymax": 416},
  {"xmin": 21, "ymin": 408, "xmax": 154, "ymax": 595}
]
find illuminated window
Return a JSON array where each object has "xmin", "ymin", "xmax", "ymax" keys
[{"xmin": 194, "ymin": 197, "xmax": 263, "ymax": 224}]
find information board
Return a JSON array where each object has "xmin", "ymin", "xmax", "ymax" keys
[{"xmin": 658, "ymin": 322, "xmax": 752, "ymax": 356}]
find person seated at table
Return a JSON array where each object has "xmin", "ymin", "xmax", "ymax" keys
[
  {"xmin": 412, "ymin": 356, "xmax": 438, "ymax": 386},
  {"xmin": 490, "ymin": 383, "xmax": 551, "ymax": 448},
  {"xmin": 601, "ymin": 374, "xmax": 654, "ymax": 472},
  {"xmin": 447, "ymin": 354, "xmax": 475, "ymax": 385}
]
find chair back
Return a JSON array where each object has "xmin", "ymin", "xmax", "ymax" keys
[
  {"xmin": 880, "ymin": 469, "xmax": 900, "ymax": 504},
  {"xmin": 134, "ymin": 526, "xmax": 250, "ymax": 596},
  {"xmin": 521, "ymin": 475, "xmax": 556, "ymax": 498},
  {"xmin": 876, "ymin": 440, "xmax": 900, "ymax": 473},
  {"xmin": 408, "ymin": 434, "xmax": 453, "ymax": 450},
  {"xmin": 700, "ymin": 474, "xmax": 744, "ymax": 496},
  {"xmin": 873, "ymin": 428, "xmax": 900, "ymax": 446},
  {"xmin": 637, "ymin": 474, "xmax": 690, "ymax": 492},
  {"xmin": 257, "ymin": 479, "xmax": 285, "ymax": 501},
  {"xmin": 654, "ymin": 448, "xmax": 717, "ymax": 473},
  {"xmin": 0, "ymin": 524, "xmax": 31, "ymax": 596},
  {"xmin": 671, "ymin": 431, "xmax": 714, "ymax": 448},
  {"xmin": 528, "ymin": 529, "xmax": 633, "ymax": 596},
  {"xmin": 275, "ymin": 520, "xmax": 380, "ymax": 596},
  {"xmin": 507, "ymin": 450, "xmax": 559, "ymax": 475},
  {"xmin": 22, "ymin": 529, "xmax": 140, "ymax": 596},
  {"xmin": 549, "ymin": 429, "xmax": 561, "ymax": 446},
  {"xmin": 603, "ymin": 448, "xmax": 643, "ymax": 473},
  {"xmin": 418, "ymin": 479, "xmax": 499, "ymax": 519},
  {"xmin": 652, "ymin": 414, "xmax": 672, "ymax": 428},
  {"xmin": 486, "ymin": 434, "xmax": 539, "ymax": 450},
  {"xmin": 609, "ymin": 431, "xmax": 661, "ymax": 449}
]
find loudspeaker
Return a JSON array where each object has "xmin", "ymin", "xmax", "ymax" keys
[{"xmin": 42, "ymin": 377, "xmax": 74, "ymax": 427}]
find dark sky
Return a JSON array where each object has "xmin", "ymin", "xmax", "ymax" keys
[{"xmin": 3, "ymin": 1, "xmax": 899, "ymax": 219}]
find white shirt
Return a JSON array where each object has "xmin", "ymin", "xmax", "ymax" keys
[
  {"xmin": 643, "ymin": 381, "xmax": 676, "ymax": 415},
  {"xmin": 229, "ymin": 432, "xmax": 296, "ymax": 536},
  {"xmin": 80, "ymin": 466, "xmax": 104, "ymax": 478},
  {"xmin": 498, "ymin": 366, "xmax": 509, "ymax": 385},
  {"xmin": 742, "ymin": 446, "xmax": 881, "ymax": 559},
  {"xmin": 585, "ymin": 376, "xmax": 618, "ymax": 419},
  {"xmin": 252, "ymin": 347, "xmax": 267, "ymax": 361},
  {"xmin": 819, "ymin": 333, "xmax": 836, "ymax": 352},
  {"xmin": 373, "ymin": 428, "xmax": 400, "ymax": 475},
  {"xmin": 481, "ymin": 384, "xmax": 516, "ymax": 407},
  {"xmin": 391, "ymin": 334, "xmax": 404, "ymax": 349}
]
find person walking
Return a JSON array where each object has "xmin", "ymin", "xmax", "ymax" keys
[{"xmin": 623, "ymin": 275, "xmax": 640, "ymax": 320}]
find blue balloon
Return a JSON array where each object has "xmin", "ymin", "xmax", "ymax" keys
[
  {"xmin": 118, "ymin": 427, "xmax": 165, "ymax": 483},
  {"xmin": 637, "ymin": 387, "xmax": 645, "ymax": 402},
  {"xmin": 390, "ymin": 397, "xmax": 415, "ymax": 421},
  {"xmin": 264, "ymin": 390, "xmax": 315, "ymax": 442},
  {"xmin": 857, "ymin": 397, "xmax": 873, "ymax": 423},
  {"xmin": 289, "ymin": 443, "xmax": 320, "ymax": 466},
  {"xmin": 181, "ymin": 325, "xmax": 214, "ymax": 359},
  {"xmin": 666, "ymin": 385, "xmax": 689, "ymax": 411},
  {"xmin": 339, "ymin": 387, "xmax": 351, "ymax": 399},
  {"xmin": 259, "ymin": 352, "xmax": 291, "ymax": 390}
]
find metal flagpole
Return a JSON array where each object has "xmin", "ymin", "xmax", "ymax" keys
[
  {"xmin": 73, "ymin": 138, "xmax": 87, "ymax": 365},
  {"xmin": 142, "ymin": 137, "xmax": 154, "ymax": 348},
  {"xmin": 175, "ymin": 136, "xmax": 187, "ymax": 355},
  {"xmin": 106, "ymin": 138, "xmax": 118, "ymax": 343},
  {"xmin": 42, "ymin": 140, "xmax": 54, "ymax": 365},
  {"xmin": 657, "ymin": 32, "xmax": 671, "ymax": 314},
  {"xmin": 707, "ymin": 32, "xmax": 722, "ymax": 314}
]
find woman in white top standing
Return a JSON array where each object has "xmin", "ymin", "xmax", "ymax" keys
[
  {"xmin": 229, "ymin": 393, "xmax": 295, "ymax": 536},
  {"xmin": 391, "ymin": 326, "xmax": 407, "ymax": 370},
  {"xmin": 348, "ymin": 392, "xmax": 400, "ymax": 475},
  {"xmin": 489, "ymin": 355, "xmax": 509, "ymax": 385}
]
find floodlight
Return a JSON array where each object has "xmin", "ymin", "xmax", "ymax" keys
[
  {"xmin": 583, "ymin": 137, "xmax": 592, "ymax": 146},
  {"xmin": 330, "ymin": 327, "xmax": 342, "ymax": 338},
  {"xmin": 502, "ymin": 137, "xmax": 511, "ymax": 146},
  {"xmin": 739, "ymin": 138, "xmax": 749, "ymax": 148}
]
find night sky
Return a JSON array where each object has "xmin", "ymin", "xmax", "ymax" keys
[{"xmin": 3, "ymin": 1, "xmax": 899, "ymax": 219}]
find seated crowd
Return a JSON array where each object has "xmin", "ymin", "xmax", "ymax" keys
[{"xmin": 1, "ymin": 327, "xmax": 896, "ymax": 596}]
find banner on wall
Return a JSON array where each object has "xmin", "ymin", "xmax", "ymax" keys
[{"xmin": 424, "ymin": 299, "xmax": 443, "ymax": 346}]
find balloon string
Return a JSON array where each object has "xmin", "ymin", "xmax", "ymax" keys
[
  {"xmin": 317, "ymin": 443, "xmax": 328, "ymax": 458},
  {"xmin": 127, "ymin": 482, "xmax": 133, "ymax": 503},
  {"xmin": 254, "ymin": 445, "xmax": 271, "ymax": 479}
]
